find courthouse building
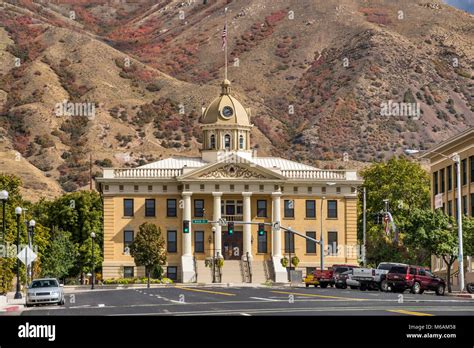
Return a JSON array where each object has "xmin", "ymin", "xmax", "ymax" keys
[
  {"xmin": 96, "ymin": 79, "xmax": 363, "ymax": 283},
  {"xmin": 422, "ymin": 126, "xmax": 474, "ymax": 287}
]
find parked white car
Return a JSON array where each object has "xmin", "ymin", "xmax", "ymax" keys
[{"xmin": 26, "ymin": 278, "xmax": 65, "ymax": 307}]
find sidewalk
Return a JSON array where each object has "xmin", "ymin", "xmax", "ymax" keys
[
  {"xmin": 445, "ymin": 291, "xmax": 474, "ymax": 299},
  {"xmin": 0, "ymin": 292, "xmax": 25, "ymax": 314}
]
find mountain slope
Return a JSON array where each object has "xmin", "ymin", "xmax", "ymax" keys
[{"xmin": 0, "ymin": 0, "xmax": 472, "ymax": 199}]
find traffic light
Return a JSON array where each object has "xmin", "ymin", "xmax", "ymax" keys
[
  {"xmin": 228, "ymin": 222, "xmax": 234, "ymax": 235},
  {"xmin": 183, "ymin": 220, "xmax": 190, "ymax": 233},
  {"xmin": 258, "ymin": 223, "xmax": 265, "ymax": 236}
]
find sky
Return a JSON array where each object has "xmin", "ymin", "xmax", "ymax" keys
[{"xmin": 443, "ymin": 0, "xmax": 474, "ymax": 13}]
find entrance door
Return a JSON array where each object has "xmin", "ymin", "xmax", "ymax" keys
[{"xmin": 222, "ymin": 231, "xmax": 243, "ymax": 260}]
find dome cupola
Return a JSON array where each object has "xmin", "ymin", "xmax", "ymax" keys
[{"xmin": 200, "ymin": 79, "xmax": 253, "ymax": 163}]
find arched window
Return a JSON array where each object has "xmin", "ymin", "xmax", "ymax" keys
[
  {"xmin": 239, "ymin": 135, "xmax": 244, "ymax": 149},
  {"xmin": 224, "ymin": 134, "xmax": 231, "ymax": 150},
  {"xmin": 210, "ymin": 134, "xmax": 215, "ymax": 149}
]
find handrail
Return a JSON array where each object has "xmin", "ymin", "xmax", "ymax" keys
[
  {"xmin": 246, "ymin": 252, "xmax": 252, "ymax": 283},
  {"xmin": 193, "ymin": 256, "xmax": 197, "ymax": 283}
]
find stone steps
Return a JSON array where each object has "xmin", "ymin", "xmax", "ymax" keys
[
  {"xmin": 196, "ymin": 260, "xmax": 213, "ymax": 283},
  {"xmin": 221, "ymin": 260, "xmax": 244, "ymax": 283}
]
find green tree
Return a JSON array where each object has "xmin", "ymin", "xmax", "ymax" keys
[
  {"xmin": 405, "ymin": 209, "xmax": 474, "ymax": 292},
  {"xmin": 78, "ymin": 235, "xmax": 103, "ymax": 275},
  {"xmin": 359, "ymin": 157, "xmax": 431, "ymax": 266},
  {"xmin": 0, "ymin": 174, "xmax": 45, "ymax": 293},
  {"xmin": 40, "ymin": 231, "xmax": 76, "ymax": 281},
  {"xmin": 32, "ymin": 191, "xmax": 103, "ymax": 282},
  {"xmin": 130, "ymin": 223, "xmax": 167, "ymax": 288}
]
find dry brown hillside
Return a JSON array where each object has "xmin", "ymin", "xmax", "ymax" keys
[{"xmin": 0, "ymin": 0, "xmax": 472, "ymax": 199}]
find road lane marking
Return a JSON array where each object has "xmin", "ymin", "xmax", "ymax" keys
[
  {"xmin": 387, "ymin": 309, "xmax": 434, "ymax": 316},
  {"xmin": 240, "ymin": 313, "xmax": 251, "ymax": 316},
  {"xmin": 250, "ymin": 297, "xmax": 279, "ymax": 302},
  {"xmin": 174, "ymin": 286, "xmax": 236, "ymax": 296},
  {"xmin": 271, "ymin": 291, "xmax": 367, "ymax": 301},
  {"xmin": 98, "ymin": 304, "xmax": 105, "ymax": 307}
]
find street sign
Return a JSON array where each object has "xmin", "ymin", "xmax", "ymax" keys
[
  {"xmin": 434, "ymin": 193, "xmax": 443, "ymax": 209},
  {"xmin": 192, "ymin": 219, "xmax": 208, "ymax": 224},
  {"xmin": 272, "ymin": 221, "xmax": 280, "ymax": 231},
  {"xmin": 218, "ymin": 218, "xmax": 227, "ymax": 226},
  {"xmin": 17, "ymin": 247, "xmax": 37, "ymax": 266}
]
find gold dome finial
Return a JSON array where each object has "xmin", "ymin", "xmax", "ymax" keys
[{"xmin": 221, "ymin": 79, "xmax": 231, "ymax": 95}]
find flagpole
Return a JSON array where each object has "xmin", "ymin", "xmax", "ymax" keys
[{"xmin": 224, "ymin": 7, "xmax": 228, "ymax": 81}]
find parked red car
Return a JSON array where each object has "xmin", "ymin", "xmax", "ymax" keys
[
  {"xmin": 386, "ymin": 265, "xmax": 445, "ymax": 296},
  {"xmin": 313, "ymin": 264, "xmax": 359, "ymax": 288}
]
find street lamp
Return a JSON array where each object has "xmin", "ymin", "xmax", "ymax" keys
[
  {"xmin": 405, "ymin": 148, "xmax": 465, "ymax": 292},
  {"xmin": 90, "ymin": 232, "xmax": 96, "ymax": 290},
  {"xmin": 14, "ymin": 207, "xmax": 22, "ymax": 299},
  {"xmin": 211, "ymin": 226, "xmax": 216, "ymax": 283},
  {"xmin": 0, "ymin": 190, "xmax": 8, "ymax": 243},
  {"xmin": 29, "ymin": 220, "xmax": 35, "ymax": 281}
]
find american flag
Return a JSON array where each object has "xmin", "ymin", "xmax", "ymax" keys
[{"xmin": 221, "ymin": 23, "xmax": 227, "ymax": 50}]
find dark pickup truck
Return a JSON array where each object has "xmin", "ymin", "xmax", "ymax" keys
[{"xmin": 313, "ymin": 264, "xmax": 359, "ymax": 288}]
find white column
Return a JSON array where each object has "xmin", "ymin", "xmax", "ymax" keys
[
  {"xmin": 182, "ymin": 192, "xmax": 192, "ymax": 256},
  {"xmin": 271, "ymin": 192, "xmax": 282, "ymax": 257},
  {"xmin": 181, "ymin": 191, "xmax": 195, "ymax": 283},
  {"xmin": 242, "ymin": 192, "xmax": 253, "ymax": 260},
  {"xmin": 213, "ymin": 192, "xmax": 223, "ymax": 258},
  {"xmin": 271, "ymin": 191, "xmax": 287, "ymax": 282}
]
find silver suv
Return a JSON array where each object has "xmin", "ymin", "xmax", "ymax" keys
[{"xmin": 26, "ymin": 278, "xmax": 65, "ymax": 307}]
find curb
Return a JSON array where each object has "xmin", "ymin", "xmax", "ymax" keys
[
  {"xmin": 445, "ymin": 292, "xmax": 474, "ymax": 299},
  {"xmin": 0, "ymin": 305, "xmax": 23, "ymax": 313}
]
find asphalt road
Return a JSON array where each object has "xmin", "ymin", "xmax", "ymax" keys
[{"xmin": 20, "ymin": 286, "xmax": 474, "ymax": 316}]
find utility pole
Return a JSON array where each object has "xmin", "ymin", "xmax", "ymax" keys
[
  {"xmin": 89, "ymin": 153, "xmax": 93, "ymax": 191},
  {"xmin": 362, "ymin": 187, "xmax": 367, "ymax": 267}
]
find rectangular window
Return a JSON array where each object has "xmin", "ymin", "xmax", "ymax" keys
[
  {"xmin": 306, "ymin": 200, "xmax": 316, "ymax": 218},
  {"xmin": 236, "ymin": 200, "xmax": 243, "ymax": 215},
  {"xmin": 328, "ymin": 231, "xmax": 338, "ymax": 256},
  {"xmin": 257, "ymin": 200, "xmax": 267, "ymax": 217},
  {"xmin": 306, "ymin": 231, "xmax": 317, "ymax": 254},
  {"xmin": 124, "ymin": 230, "xmax": 134, "ymax": 252},
  {"xmin": 433, "ymin": 171, "xmax": 439, "ymax": 195},
  {"xmin": 123, "ymin": 266, "xmax": 134, "ymax": 278},
  {"xmin": 471, "ymin": 194, "xmax": 474, "ymax": 217},
  {"xmin": 327, "ymin": 200, "xmax": 338, "ymax": 218},
  {"xmin": 463, "ymin": 196, "xmax": 467, "ymax": 216},
  {"xmin": 123, "ymin": 199, "xmax": 134, "ymax": 217},
  {"xmin": 167, "ymin": 199, "xmax": 177, "ymax": 217},
  {"xmin": 167, "ymin": 230, "xmax": 177, "ymax": 253},
  {"xmin": 167, "ymin": 266, "xmax": 177, "ymax": 281},
  {"xmin": 194, "ymin": 199, "xmax": 204, "ymax": 217},
  {"xmin": 447, "ymin": 165, "xmax": 453, "ymax": 191},
  {"xmin": 470, "ymin": 156, "xmax": 474, "ymax": 183},
  {"xmin": 448, "ymin": 200, "xmax": 453, "ymax": 216},
  {"xmin": 306, "ymin": 267, "xmax": 316, "ymax": 276},
  {"xmin": 258, "ymin": 232, "xmax": 267, "ymax": 253},
  {"xmin": 455, "ymin": 163, "xmax": 458, "ymax": 189},
  {"xmin": 145, "ymin": 199, "xmax": 155, "ymax": 217},
  {"xmin": 194, "ymin": 231, "xmax": 204, "ymax": 253},
  {"xmin": 462, "ymin": 159, "xmax": 467, "ymax": 185},
  {"xmin": 440, "ymin": 169, "xmax": 445, "ymax": 193},
  {"xmin": 284, "ymin": 231, "xmax": 295, "ymax": 253},
  {"xmin": 284, "ymin": 200, "xmax": 294, "ymax": 218}
]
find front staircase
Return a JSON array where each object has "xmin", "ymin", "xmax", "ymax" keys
[
  {"xmin": 221, "ymin": 260, "xmax": 244, "ymax": 283},
  {"xmin": 195, "ymin": 260, "xmax": 213, "ymax": 283}
]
